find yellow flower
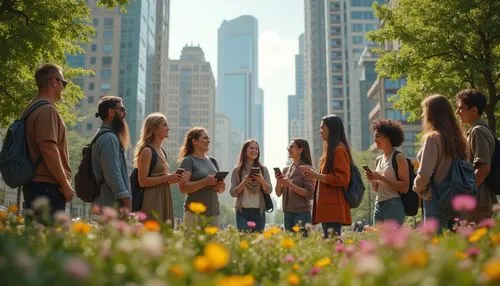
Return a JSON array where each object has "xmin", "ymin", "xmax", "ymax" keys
[
  {"xmin": 469, "ymin": 227, "xmax": 488, "ymax": 243},
  {"xmin": 483, "ymin": 258, "xmax": 500, "ymax": 281},
  {"xmin": 204, "ymin": 226, "xmax": 218, "ymax": 235},
  {"xmin": 204, "ymin": 242, "xmax": 230, "ymax": 270},
  {"xmin": 217, "ymin": 275, "xmax": 254, "ymax": 286},
  {"xmin": 490, "ymin": 233, "xmax": 500, "ymax": 245},
  {"xmin": 72, "ymin": 221, "xmax": 91, "ymax": 234},
  {"xmin": 282, "ymin": 238, "xmax": 295, "ymax": 249},
  {"xmin": 292, "ymin": 263, "xmax": 300, "ymax": 271},
  {"xmin": 287, "ymin": 273, "xmax": 300, "ymax": 286},
  {"xmin": 193, "ymin": 256, "xmax": 210, "ymax": 273},
  {"xmin": 455, "ymin": 251, "xmax": 468, "ymax": 260},
  {"xmin": 16, "ymin": 215, "xmax": 24, "ymax": 224},
  {"xmin": 346, "ymin": 239, "xmax": 354, "ymax": 245},
  {"xmin": 292, "ymin": 225, "xmax": 300, "ymax": 233},
  {"xmin": 169, "ymin": 265, "xmax": 185, "ymax": 277},
  {"xmin": 239, "ymin": 240, "xmax": 249, "ymax": 250},
  {"xmin": 431, "ymin": 237, "xmax": 440, "ymax": 245},
  {"xmin": 314, "ymin": 257, "xmax": 332, "ymax": 268},
  {"xmin": 7, "ymin": 205, "xmax": 18, "ymax": 214},
  {"xmin": 263, "ymin": 230, "xmax": 272, "ymax": 239},
  {"xmin": 144, "ymin": 220, "xmax": 161, "ymax": 232},
  {"xmin": 403, "ymin": 250, "xmax": 428, "ymax": 267},
  {"xmin": 270, "ymin": 226, "xmax": 281, "ymax": 235},
  {"xmin": 188, "ymin": 202, "xmax": 207, "ymax": 215},
  {"xmin": 0, "ymin": 211, "xmax": 7, "ymax": 221}
]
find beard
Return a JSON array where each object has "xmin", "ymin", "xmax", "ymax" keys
[{"xmin": 112, "ymin": 114, "xmax": 130, "ymax": 150}]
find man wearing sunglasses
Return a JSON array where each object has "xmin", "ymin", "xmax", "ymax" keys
[{"xmin": 23, "ymin": 63, "xmax": 74, "ymax": 216}]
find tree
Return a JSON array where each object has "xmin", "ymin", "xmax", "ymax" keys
[
  {"xmin": 369, "ymin": 0, "xmax": 500, "ymax": 133},
  {"xmin": 0, "ymin": 0, "xmax": 129, "ymax": 126}
]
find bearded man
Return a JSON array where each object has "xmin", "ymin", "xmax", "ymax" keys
[{"xmin": 91, "ymin": 96, "xmax": 131, "ymax": 211}]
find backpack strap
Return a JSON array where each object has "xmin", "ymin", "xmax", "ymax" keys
[
  {"xmin": 22, "ymin": 99, "xmax": 50, "ymax": 120},
  {"xmin": 144, "ymin": 145, "xmax": 158, "ymax": 177},
  {"xmin": 209, "ymin": 156, "xmax": 219, "ymax": 172},
  {"xmin": 391, "ymin": 150, "xmax": 401, "ymax": 181}
]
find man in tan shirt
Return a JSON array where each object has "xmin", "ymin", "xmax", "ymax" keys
[
  {"xmin": 456, "ymin": 89, "xmax": 497, "ymax": 223},
  {"xmin": 23, "ymin": 63, "xmax": 74, "ymax": 216}
]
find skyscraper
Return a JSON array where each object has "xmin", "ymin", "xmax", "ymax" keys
[
  {"xmin": 164, "ymin": 46, "xmax": 216, "ymax": 159},
  {"xmin": 216, "ymin": 15, "xmax": 263, "ymax": 167},
  {"xmin": 288, "ymin": 33, "xmax": 306, "ymax": 143},
  {"xmin": 154, "ymin": 0, "xmax": 171, "ymax": 114}
]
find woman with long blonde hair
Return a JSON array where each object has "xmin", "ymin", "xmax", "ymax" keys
[
  {"xmin": 135, "ymin": 113, "xmax": 183, "ymax": 222},
  {"xmin": 413, "ymin": 94, "xmax": 469, "ymax": 231}
]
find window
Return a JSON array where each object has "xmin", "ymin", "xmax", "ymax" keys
[
  {"xmin": 331, "ymin": 51, "xmax": 342, "ymax": 60},
  {"xmin": 169, "ymin": 64, "xmax": 179, "ymax": 72},
  {"xmin": 104, "ymin": 17, "xmax": 114, "ymax": 28},
  {"xmin": 90, "ymin": 57, "xmax": 96, "ymax": 65},
  {"xmin": 332, "ymin": 88, "xmax": 343, "ymax": 97},
  {"xmin": 351, "ymin": 11, "xmax": 375, "ymax": 20},
  {"xmin": 100, "ymin": 83, "xmax": 110, "ymax": 92},
  {"xmin": 330, "ymin": 14, "xmax": 341, "ymax": 23},
  {"xmin": 91, "ymin": 44, "xmax": 97, "ymax": 52},
  {"xmin": 353, "ymin": 35, "xmax": 364, "ymax": 45},
  {"xmin": 102, "ymin": 56, "xmax": 112, "ymax": 66},
  {"xmin": 330, "ymin": 39, "xmax": 341, "ymax": 47},
  {"xmin": 385, "ymin": 110, "xmax": 408, "ymax": 122},
  {"xmin": 351, "ymin": 0, "xmax": 376, "ymax": 7},
  {"xmin": 331, "ymin": 100, "xmax": 343, "ymax": 109},
  {"xmin": 88, "ymin": 82, "xmax": 95, "ymax": 90},
  {"xmin": 87, "ymin": 96, "xmax": 94, "ymax": 104},
  {"xmin": 352, "ymin": 24, "xmax": 363, "ymax": 32},
  {"xmin": 103, "ymin": 43, "xmax": 112, "ymax": 53},
  {"xmin": 365, "ymin": 23, "xmax": 376, "ymax": 31},
  {"xmin": 101, "ymin": 69, "xmax": 111, "ymax": 79},
  {"xmin": 103, "ymin": 31, "xmax": 113, "ymax": 41},
  {"xmin": 92, "ymin": 18, "xmax": 98, "ymax": 26},
  {"xmin": 384, "ymin": 79, "xmax": 405, "ymax": 89},
  {"xmin": 332, "ymin": 63, "xmax": 342, "ymax": 72}
]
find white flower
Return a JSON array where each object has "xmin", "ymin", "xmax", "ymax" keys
[
  {"xmin": 117, "ymin": 239, "xmax": 136, "ymax": 253},
  {"xmin": 141, "ymin": 232, "xmax": 164, "ymax": 257},
  {"xmin": 356, "ymin": 254, "xmax": 384, "ymax": 275},
  {"xmin": 54, "ymin": 211, "xmax": 70, "ymax": 224},
  {"xmin": 31, "ymin": 197, "xmax": 49, "ymax": 210}
]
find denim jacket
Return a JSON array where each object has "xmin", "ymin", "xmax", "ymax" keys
[{"xmin": 91, "ymin": 124, "xmax": 130, "ymax": 206}]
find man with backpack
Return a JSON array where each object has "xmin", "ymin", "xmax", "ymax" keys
[
  {"xmin": 456, "ymin": 89, "xmax": 498, "ymax": 223},
  {"xmin": 24, "ymin": 63, "xmax": 74, "ymax": 215},
  {"xmin": 90, "ymin": 96, "xmax": 131, "ymax": 212}
]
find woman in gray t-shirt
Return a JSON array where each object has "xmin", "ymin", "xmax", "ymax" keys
[
  {"xmin": 364, "ymin": 119, "xmax": 409, "ymax": 225},
  {"xmin": 178, "ymin": 127, "xmax": 225, "ymax": 227}
]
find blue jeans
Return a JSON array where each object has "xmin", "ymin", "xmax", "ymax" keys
[
  {"xmin": 23, "ymin": 182, "xmax": 65, "ymax": 217},
  {"xmin": 373, "ymin": 197, "xmax": 405, "ymax": 225},
  {"xmin": 236, "ymin": 208, "xmax": 266, "ymax": 232},
  {"xmin": 284, "ymin": 212, "xmax": 311, "ymax": 232},
  {"xmin": 423, "ymin": 199, "xmax": 454, "ymax": 233},
  {"xmin": 322, "ymin": 222, "xmax": 342, "ymax": 238}
]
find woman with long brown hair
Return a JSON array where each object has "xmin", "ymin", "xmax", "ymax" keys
[
  {"xmin": 229, "ymin": 139, "xmax": 272, "ymax": 232},
  {"xmin": 301, "ymin": 115, "xmax": 352, "ymax": 238},
  {"xmin": 135, "ymin": 113, "xmax": 183, "ymax": 222},
  {"xmin": 275, "ymin": 138, "xmax": 315, "ymax": 232},
  {"xmin": 413, "ymin": 94, "xmax": 469, "ymax": 231},
  {"xmin": 178, "ymin": 127, "xmax": 225, "ymax": 226}
]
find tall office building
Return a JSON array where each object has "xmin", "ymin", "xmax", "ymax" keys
[
  {"xmin": 288, "ymin": 33, "xmax": 306, "ymax": 142},
  {"xmin": 154, "ymin": 0, "xmax": 171, "ymax": 113},
  {"xmin": 216, "ymin": 15, "xmax": 263, "ymax": 166},
  {"xmin": 164, "ymin": 46, "xmax": 216, "ymax": 159},
  {"xmin": 304, "ymin": 0, "xmax": 327, "ymax": 167}
]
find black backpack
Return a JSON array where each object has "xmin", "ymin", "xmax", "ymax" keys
[
  {"xmin": 392, "ymin": 151, "xmax": 419, "ymax": 216},
  {"xmin": 74, "ymin": 131, "xmax": 113, "ymax": 202},
  {"xmin": 343, "ymin": 164, "xmax": 366, "ymax": 208},
  {"xmin": 477, "ymin": 125, "xmax": 500, "ymax": 195},
  {"xmin": 130, "ymin": 146, "xmax": 167, "ymax": 212},
  {"xmin": 0, "ymin": 100, "xmax": 49, "ymax": 188}
]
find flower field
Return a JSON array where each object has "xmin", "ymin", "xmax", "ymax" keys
[{"xmin": 1, "ymin": 200, "xmax": 500, "ymax": 286}]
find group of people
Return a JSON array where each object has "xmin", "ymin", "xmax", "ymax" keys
[{"xmin": 21, "ymin": 63, "xmax": 497, "ymax": 238}]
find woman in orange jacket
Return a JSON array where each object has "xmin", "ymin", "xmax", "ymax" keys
[{"xmin": 301, "ymin": 115, "xmax": 352, "ymax": 238}]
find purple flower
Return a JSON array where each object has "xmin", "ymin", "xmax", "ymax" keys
[
  {"xmin": 451, "ymin": 195, "xmax": 477, "ymax": 212},
  {"xmin": 308, "ymin": 266, "xmax": 321, "ymax": 276},
  {"xmin": 247, "ymin": 221, "xmax": 256, "ymax": 228}
]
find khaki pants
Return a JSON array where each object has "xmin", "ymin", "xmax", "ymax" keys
[{"xmin": 183, "ymin": 211, "xmax": 219, "ymax": 227}]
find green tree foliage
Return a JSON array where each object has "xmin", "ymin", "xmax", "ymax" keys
[
  {"xmin": 369, "ymin": 0, "xmax": 500, "ymax": 133},
  {"xmin": 0, "ymin": 0, "xmax": 128, "ymax": 126}
]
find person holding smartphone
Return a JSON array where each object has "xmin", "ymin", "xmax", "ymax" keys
[
  {"xmin": 135, "ymin": 113, "xmax": 183, "ymax": 222},
  {"xmin": 275, "ymin": 139, "xmax": 315, "ymax": 232},
  {"xmin": 178, "ymin": 127, "xmax": 225, "ymax": 227},
  {"xmin": 230, "ymin": 139, "xmax": 272, "ymax": 232},
  {"xmin": 364, "ymin": 119, "xmax": 409, "ymax": 225}
]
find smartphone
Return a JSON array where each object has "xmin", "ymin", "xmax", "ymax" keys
[
  {"xmin": 175, "ymin": 168, "xmax": 186, "ymax": 175},
  {"xmin": 250, "ymin": 167, "xmax": 261, "ymax": 176},
  {"xmin": 214, "ymin": 171, "xmax": 229, "ymax": 181},
  {"xmin": 362, "ymin": 165, "xmax": 372, "ymax": 173},
  {"xmin": 273, "ymin": 167, "xmax": 282, "ymax": 176}
]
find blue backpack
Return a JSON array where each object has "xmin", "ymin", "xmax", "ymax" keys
[
  {"xmin": 0, "ymin": 100, "xmax": 50, "ymax": 188},
  {"xmin": 344, "ymin": 164, "xmax": 365, "ymax": 208},
  {"xmin": 391, "ymin": 151, "xmax": 419, "ymax": 216},
  {"xmin": 431, "ymin": 159, "xmax": 477, "ymax": 217}
]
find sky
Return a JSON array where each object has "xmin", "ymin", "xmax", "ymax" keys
[{"xmin": 169, "ymin": 0, "xmax": 305, "ymax": 170}]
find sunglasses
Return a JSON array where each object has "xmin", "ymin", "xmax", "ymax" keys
[{"xmin": 55, "ymin": 77, "xmax": 68, "ymax": 88}]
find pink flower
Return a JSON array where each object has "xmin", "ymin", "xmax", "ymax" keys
[
  {"xmin": 456, "ymin": 226, "xmax": 474, "ymax": 237},
  {"xmin": 466, "ymin": 247, "xmax": 480, "ymax": 258},
  {"xmin": 419, "ymin": 218, "xmax": 439, "ymax": 235},
  {"xmin": 135, "ymin": 212, "xmax": 148, "ymax": 222},
  {"xmin": 284, "ymin": 254, "xmax": 295, "ymax": 263},
  {"xmin": 478, "ymin": 218, "xmax": 495, "ymax": 229},
  {"xmin": 64, "ymin": 257, "xmax": 90, "ymax": 280},
  {"xmin": 113, "ymin": 221, "xmax": 132, "ymax": 236},
  {"xmin": 451, "ymin": 195, "xmax": 477, "ymax": 212},
  {"xmin": 359, "ymin": 240, "xmax": 377, "ymax": 254},
  {"xmin": 308, "ymin": 266, "xmax": 321, "ymax": 276},
  {"xmin": 100, "ymin": 207, "xmax": 118, "ymax": 223},
  {"xmin": 380, "ymin": 226, "xmax": 410, "ymax": 249},
  {"xmin": 247, "ymin": 221, "xmax": 256, "ymax": 228},
  {"xmin": 335, "ymin": 243, "xmax": 345, "ymax": 253},
  {"xmin": 345, "ymin": 245, "xmax": 356, "ymax": 257}
]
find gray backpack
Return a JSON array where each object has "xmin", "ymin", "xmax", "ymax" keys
[{"xmin": 0, "ymin": 100, "xmax": 49, "ymax": 188}]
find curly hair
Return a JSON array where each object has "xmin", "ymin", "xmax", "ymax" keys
[{"xmin": 371, "ymin": 119, "xmax": 405, "ymax": 147}]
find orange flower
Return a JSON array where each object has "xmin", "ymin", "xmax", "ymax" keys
[
  {"xmin": 483, "ymin": 258, "xmax": 500, "ymax": 281},
  {"xmin": 72, "ymin": 221, "xmax": 91, "ymax": 234},
  {"xmin": 292, "ymin": 225, "xmax": 300, "ymax": 233},
  {"xmin": 204, "ymin": 242, "xmax": 230, "ymax": 270},
  {"xmin": 144, "ymin": 220, "xmax": 161, "ymax": 232},
  {"xmin": 169, "ymin": 265, "xmax": 185, "ymax": 277},
  {"xmin": 204, "ymin": 226, "xmax": 218, "ymax": 235},
  {"xmin": 314, "ymin": 257, "xmax": 331, "ymax": 268},
  {"xmin": 7, "ymin": 205, "xmax": 18, "ymax": 214},
  {"xmin": 282, "ymin": 238, "xmax": 295, "ymax": 249},
  {"xmin": 239, "ymin": 240, "xmax": 249, "ymax": 250},
  {"xmin": 287, "ymin": 273, "xmax": 300, "ymax": 286},
  {"xmin": 193, "ymin": 256, "xmax": 210, "ymax": 273},
  {"xmin": 403, "ymin": 250, "xmax": 428, "ymax": 267},
  {"xmin": 490, "ymin": 233, "xmax": 500, "ymax": 246}
]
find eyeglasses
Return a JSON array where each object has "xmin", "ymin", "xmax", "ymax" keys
[{"xmin": 55, "ymin": 77, "xmax": 68, "ymax": 88}]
